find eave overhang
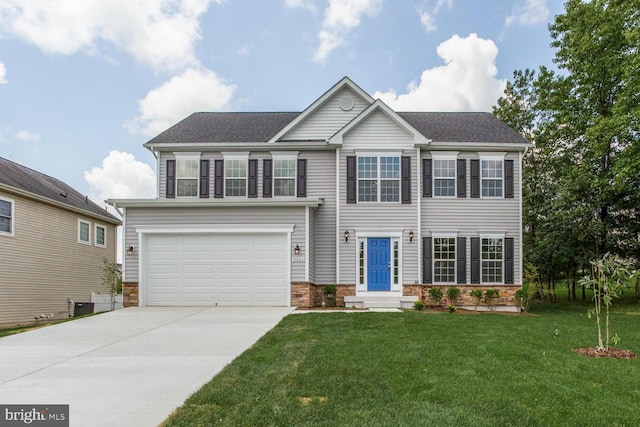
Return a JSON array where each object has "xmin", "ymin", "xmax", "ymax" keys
[
  {"xmin": 418, "ymin": 141, "xmax": 533, "ymax": 151},
  {"xmin": 107, "ymin": 197, "xmax": 324, "ymax": 210}
]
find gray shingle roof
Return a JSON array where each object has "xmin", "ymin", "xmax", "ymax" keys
[
  {"xmin": 0, "ymin": 157, "xmax": 121, "ymax": 223},
  {"xmin": 144, "ymin": 111, "xmax": 528, "ymax": 145}
]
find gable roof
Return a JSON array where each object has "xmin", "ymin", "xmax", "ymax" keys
[{"xmin": 0, "ymin": 157, "xmax": 121, "ymax": 224}]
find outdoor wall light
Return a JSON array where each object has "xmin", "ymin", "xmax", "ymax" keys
[
  {"xmin": 126, "ymin": 245, "xmax": 135, "ymax": 256},
  {"xmin": 409, "ymin": 230, "xmax": 414, "ymax": 242},
  {"xmin": 344, "ymin": 230, "xmax": 349, "ymax": 242},
  {"xmin": 294, "ymin": 244, "xmax": 300, "ymax": 255}
]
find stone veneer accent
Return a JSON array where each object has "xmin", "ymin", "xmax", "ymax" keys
[
  {"xmin": 403, "ymin": 284, "xmax": 521, "ymax": 307},
  {"xmin": 291, "ymin": 283, "xmax": 358, "ymax": 308},
  {"xmin": 122, "ymin": 282, "xmax": 139, "ymax": 307}
]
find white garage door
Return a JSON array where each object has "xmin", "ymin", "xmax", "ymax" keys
[{"xmin": 144, "ymin": 233, "xmax": 288, "ymax": 306}]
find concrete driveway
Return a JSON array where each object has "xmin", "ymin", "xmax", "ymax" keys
[{"xmin": 0, "ymin": 306, "xmax": 294, "ymax": 427}]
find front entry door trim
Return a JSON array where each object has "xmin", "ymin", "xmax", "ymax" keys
[{"xmin": 355, "ymin": 231, "xmax": 403, "ymax": 294}]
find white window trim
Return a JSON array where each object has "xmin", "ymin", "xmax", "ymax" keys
[
  {"xmin": 479, "ymin": 234, "xmax": 505, "ymax": 284},
  {"xmin": 356, "ymin": 154, "xmax": 402, "ymax": 203},
  {"xmin": 223, "ymin": 152, "xmax": 249, "ymax": 197},
  {"xmin": 78, "ymin": 219, "xmax": 91, "ymax": 245},
  {"xmin": 433, "ymin": 235, "xmax": 457, "ymax": 284},
  {"xmin": 355, "ymin": 232, "xmax": 403, "ymax": 293},
  {"xmin": 479, "ymin": 154, "xmax": 506, "ymax": 199},
  {"xmin": 0, "ymin": 196, "xmax": 15, "ymax": 237},
  {"xmin": 432, "ymin": 154, "xmax": 458, "ymax": 198},
  {"xmin": 174, "ymin": 152, "xmax": 201, "ymax": 198},
  {"xmin": 94, "ymin": 223, "xmax": 107, "ymax": 248},
  {"xmin": 272, "ymin": 152, "xmax": 298, "ymax": 197}
]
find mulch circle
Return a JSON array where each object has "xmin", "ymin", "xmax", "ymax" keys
[{"xmin": 573, "ymin": 347, "xmax": 637, "ymax": 359}]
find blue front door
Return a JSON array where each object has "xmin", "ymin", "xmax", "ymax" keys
[{"xmin": 367, "ymin": 238, "xmax": 391, "ymax": 291}]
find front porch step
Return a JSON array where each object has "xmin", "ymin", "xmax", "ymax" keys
[{"xmin": 344, "ymin": 295, "xmax": 418, "ymax": 309}]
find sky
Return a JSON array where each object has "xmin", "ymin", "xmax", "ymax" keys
[{"xmin": 0, "ymin": 0, "xmax": 567, "ymax": 207}]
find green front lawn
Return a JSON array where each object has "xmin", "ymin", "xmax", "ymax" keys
[{"xmin": 164, "ymin": 301, "xmax": 640, "ymax": 426}]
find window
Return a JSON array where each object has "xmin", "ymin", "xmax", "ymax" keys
[
  {"xmin": 357, "ymin": 156, "xmax": 400, "ymax": 202},
  {"xmin": 225, "ymin": 159, "xmax": 247, "ymax": 196},
  {"xmin": 433, "ymin": 159, "xmax": 456, "ymax": 197},
  {"xmin": 482, "ymin": 238, "xmax": 503, "ymax": 282},
  {"xmin": 481, "ymin": 159, "xmax": 503, "ymax": 197},
  {"xmin": 393, "ymin": 241, "xmax": 399, "ymax": 285},
  {"xmin": 0, "ymin": 197, "xmax": 14, "ymax": 236},
  {"xmin": 78, "ymin": 220, "xmax": 91, "ymax": 244},
  {"xmin": 359, "ymin": 241, "xmax": 365, "ymax": 286},
  {"xmin": 176, "ymin": 159, "xmax": 199, "ymax": 197},
  {"xmin": 95, "ymin": 224, "xmax": 106, "ymax": 247},
  {"xmin": 274, "ymin": 159, "xmax": 296, "ymax": 197},
  {"xmin": 434, "ymin": 237, "xmax": 456, "ymax": 282}
]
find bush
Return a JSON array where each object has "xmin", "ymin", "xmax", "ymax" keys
[
  {"xmin": 484, "ymin": 289, "xmax": 500, "ymax": 311},
  {"xmin": 428, "ymin": 287, "xmax": 444, "ymax": 306},
  {"xmin": 470, "ymin": 289, "xmax": 484, "ymax": 311},
  {"xmin": 446, "ymin": 287, "xmax": 461, "ymax": 305},
  {"xmin": 413, "ymin": 301, "xmax": 425, "ymax": 311},
  {"xmin": 323, "ymin": 285, "xmax": 337, "ymax": 308},
  {"xmin": 448, "ymin": 305, "xmax": 457, "ymax": 313}
]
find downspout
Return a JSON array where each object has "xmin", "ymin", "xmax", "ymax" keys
[
  {"xmin": 336, "ymin": 147, "xmax": 340, "ymax": 284},
  {"xmin": 519, "ymin": 147, "xmax": 527, "ymax": 285},
  {"xmin": 417, "ymin": 147, "xmax": 422, "ymax": 286}
]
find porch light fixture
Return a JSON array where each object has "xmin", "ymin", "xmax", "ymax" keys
[
  {"xmin": 294, "ymin": 244, "xmax": 300, "ymax": 255},
  {"xmin": 409, "ymin": 231, "xmax": 414, "ymax": 242},
  {"xmin": 344, "ymin": 230, "xmax": 349, "ymax": 242},
  {"xmin": 126, "ymin": 245, "xmax": 135, "ymax": 256}
]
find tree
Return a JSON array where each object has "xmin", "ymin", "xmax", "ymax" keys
[{"xmin": 102, "ymin": 257, "xmax": 122, "ymax": 311}]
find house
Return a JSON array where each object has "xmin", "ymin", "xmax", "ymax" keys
[
  {"xmin": 0, "ymin": 157, "xmax": 121, "ymax": 326},
  {"xmin": 108, "ymin": 77, "xmax": 531, "ymax": 310}
]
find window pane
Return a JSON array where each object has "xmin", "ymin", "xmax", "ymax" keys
[
  {"xmin": 434, "ymin": 238, "xmax": 455, "ymax": 282},
  {"xmin": 225, "ymin": 179, "xmax": 246, "ymax": 196},
  {"xmin": 380, "ymin": 157, "xmax": 399, "ymax": 179},
  {"xmin": 434, "ymin": 179, "xmax": 455, "ymax": 197},
  {"xmin": 274, "ymin": 179, "xmax": 295, "ymax": 196},
  {"xmin": 0, "ymin": 217, "xmax": 9, "ymax": 233},
  {"xmin": 79, "ymin": 222, "xmax": 90, "ymax": 242},
  {"xmin": 358, "ymin": 180, "xmax": 377, "ymax": 202},
  {"xmin": 0, "ymin": 200, "xmax": 10, "ymax": 217},
  {"xmin": 481, "ymin": 238, "xmax": 503, "ymax": 282},
  {"xmin": 358, "ymin": 157, "xmax": 377, "ymax": 179},
  {"xmin": 380, "ymin": 180, "xmax": 399, "ymax": 202},
  {"xmin": 274, "ymin": 159, "xmax": 295, "ymax": 178},
  {"xmin": 225, "ymin": 159, "xmax": 247, "ymax": 178},
  {"xmin": 177, "ymin": 159, "xmax": 198, "ymax": 178},
  {"xmin": 96, "ymin": 226, "xmax": 105, "ymax": 246},
  {"xmin": 177, "ymin": 179, "xmax": 198, "ymax": 197},
  {"xmin": 225, "ymin": 159, "xmax": 247, "ymax": 196},
  {"xmin": 482, "ymin": 179, "xmax": 502, "ymax": 197},
  {"xmin": 434, "ymin": 159, "xmax": 455, "ymax": 197},
  {"xmin": 481, "ymin": 160, "xmax": 503, "ymax": 197}
]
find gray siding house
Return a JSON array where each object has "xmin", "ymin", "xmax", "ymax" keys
[
  {"xmin": 0, "ymin": 157, "xmax": 121, "ymax": 326},
  {"xmin": 109, "ymin": 77, "xmax": 531, "ymax": 309}
]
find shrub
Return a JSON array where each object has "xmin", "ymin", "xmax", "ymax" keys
[
  {"xmin": 413, "ymin": 301, "xmax": 425, "ymax": 311},
  {"xmin": 428, "ymin": 287, "xmax": 443, "ymax": 306},
  {"xmin": 446, "ymin": 287, "xmax": 461, "ymax": 305},
  {"xmin": 323, "ymin": 285, "xmax": 337, "ymax": 308},
  {"xmin": 470, "ymin": 289, "xmax": 484, "ymax": 310},
  {"xmin": 448, "ymin": 305, "xmax": 457, "ymax": 313},
  {"xmin": 484, "ymin": 289, "xmax": 500, "ymax": 311}
]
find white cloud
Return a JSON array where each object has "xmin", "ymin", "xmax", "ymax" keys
[
  {"xmin": 237, "ymin": 44, "xmax": 251, "ymax": 56},
  {"xmin": 84, "ymin": 151, "xmax": 156, "ymax": 201},
  {"xmin": 419, "ymin": 11, "xmax": 436, "ymax": 32},
  {"xmin": 313, "ymin": 0, "xmax": 383, "ymax": 63},
  {"xmin": 0, "ymin": 62, "xmax": 6, "ymax": 84},
  {"xmin": 285, "ymin": 0, "xmax": 317, "ymax": 13},
  {"xmin": 128, "ymin": 67, "xmax": 236, "ymax": 136},
  {"xmin": 505, "ymin": 0, "xmax": 549, "ymax": 28},
  {"xmin": 373, "ymin": 33, "xmax": 506, "ymax": 112},
  {"xmin": 15, "ymin": 130, "xmax": 40, "ymax": 141},
  {"xmin": 0, "ymin": 0, "xmax": 218, "ymax": 72}
]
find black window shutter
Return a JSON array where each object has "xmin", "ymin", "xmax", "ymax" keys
[
  {"xmin": 248, "ymin": 159, "xmax": 258, "ymax": 198},
  {"xmin": 470, "ymin": 159, "xmax": 480, "ymax": 198},
  {"xmin": 422, "ymin": 158, "xmax": 432, "ymax": 198},
  {"xmin": 401, "ymin": 156, "xmax": 411, "ymax": 204},
  {"xmin": 505, "ymin": 237, "xmax": 514, "ymax": 284},
  {"xmin": 346, "ymin": 156, "xmax": 356, "ymax": 204},
  {"xmin": 297, "ymin": 159, "xmax": 307, "ymax": 197},
  {"xmin": 199, "ymin": 159, "xmax": 210, "ymax": 198},
  {"xmin": 423, "ymin": 236, "xmax": 432, "ymax": 284},
  {"xmin": 471, "ymin": 237, "xmax": 480, "ymax": 284},
  {"xmin": 263, "ymin": 159, "xmax": 272, "ymax": 198},
  {"xmin": 214, "ymin": 159, "xmax": 224, "ymax": 198},
  {"xmin": 504, "ymin": 159, "xmax": 514, "ymax": 199},
  {"xmin": 457, "ymin": 237, "xmax": 466, "ymax": 284},
  {"xmin": 457, "ymin": 159, "xmax": 466, "ymax": 198},
  {"xmin": 166, "ymin": 159, "xmax": 176, "ymax": 199}
]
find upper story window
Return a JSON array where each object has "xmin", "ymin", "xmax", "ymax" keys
[
  {"xmin": 95, "ymin": 224, "xmax": 106, "ymax": 248},
  {"xmin": 481, "ymin": 159, "xmax": 503, "ymax": 197},
  {"xmin": 434, "ymin": 237, "xmax": 456, "ymax": 282},
  {"xmin": 482, "ymin": 237, "xmax": 503, "ymax": 283},
  {"xmin": 78, "ymin": 219, "xmax": 91, "ymax": 245},
  {"xmin": 273, "ymin": 157, "xmax": 296, "ymax": 197},
  {"xmin": 176, "ymin": 159, "xmax": 199, "ymax": 197},
  {"xmin": 225, "ymin": 158, "xmax": 247, "ymax": 197},
  {"xmin": 0, "ymin": 197, "xmax": 14, "ymax": 236},
  {"xmin": 357, "ymin": 156, "xmax": 400, "ymax": 202},
  {"xmin": 433, "ymin": 158, "xmax": 456, "ymax": 197}
]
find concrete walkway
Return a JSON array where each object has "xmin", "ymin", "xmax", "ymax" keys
[{"xmin": 0, "ymin": 306, "xmax": 294, "ymax": 427}]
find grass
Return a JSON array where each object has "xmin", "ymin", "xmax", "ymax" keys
[{"xmin": 163, "ymin": 291, "xmax": 640, "ymax": 427}]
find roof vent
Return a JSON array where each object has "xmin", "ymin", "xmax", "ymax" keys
[{"xmin": 339, "ymin": 96, "xmax": 354, "ymax": 111}]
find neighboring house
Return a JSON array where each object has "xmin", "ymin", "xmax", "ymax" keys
[
  {"xmin": 108, "ymin": 77, "xmax": 531, "ymax": 310},
  {"xmin": 0, "ymin": 157, "xmax": 121, "ymax": 326}
]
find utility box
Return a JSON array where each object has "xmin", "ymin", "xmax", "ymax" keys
[{"xmin": 73, "ymin": 302, "xmax": 94, "ymax": 317}]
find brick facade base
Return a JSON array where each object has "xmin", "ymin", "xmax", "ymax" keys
[
  {"xmin": 122, "ymin": 282, "xmax": 139, "ymax": 307},
  {"xmin": 404, "ymin": 284, "xmax": 520, "ymax": 308}
]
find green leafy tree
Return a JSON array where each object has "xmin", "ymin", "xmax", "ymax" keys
[{"xmin": 102, "ymin": 257, "xmax": 122, "ymax": 311}]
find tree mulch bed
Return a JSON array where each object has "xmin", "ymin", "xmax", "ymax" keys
[{"xmin": 573, "ymin": 347, "xmax": 637, "ymax": 359}]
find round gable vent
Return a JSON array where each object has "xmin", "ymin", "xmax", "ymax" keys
[{"xmin": 339, "ymin": 96, "xmax": 354, "ymax": 111}]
